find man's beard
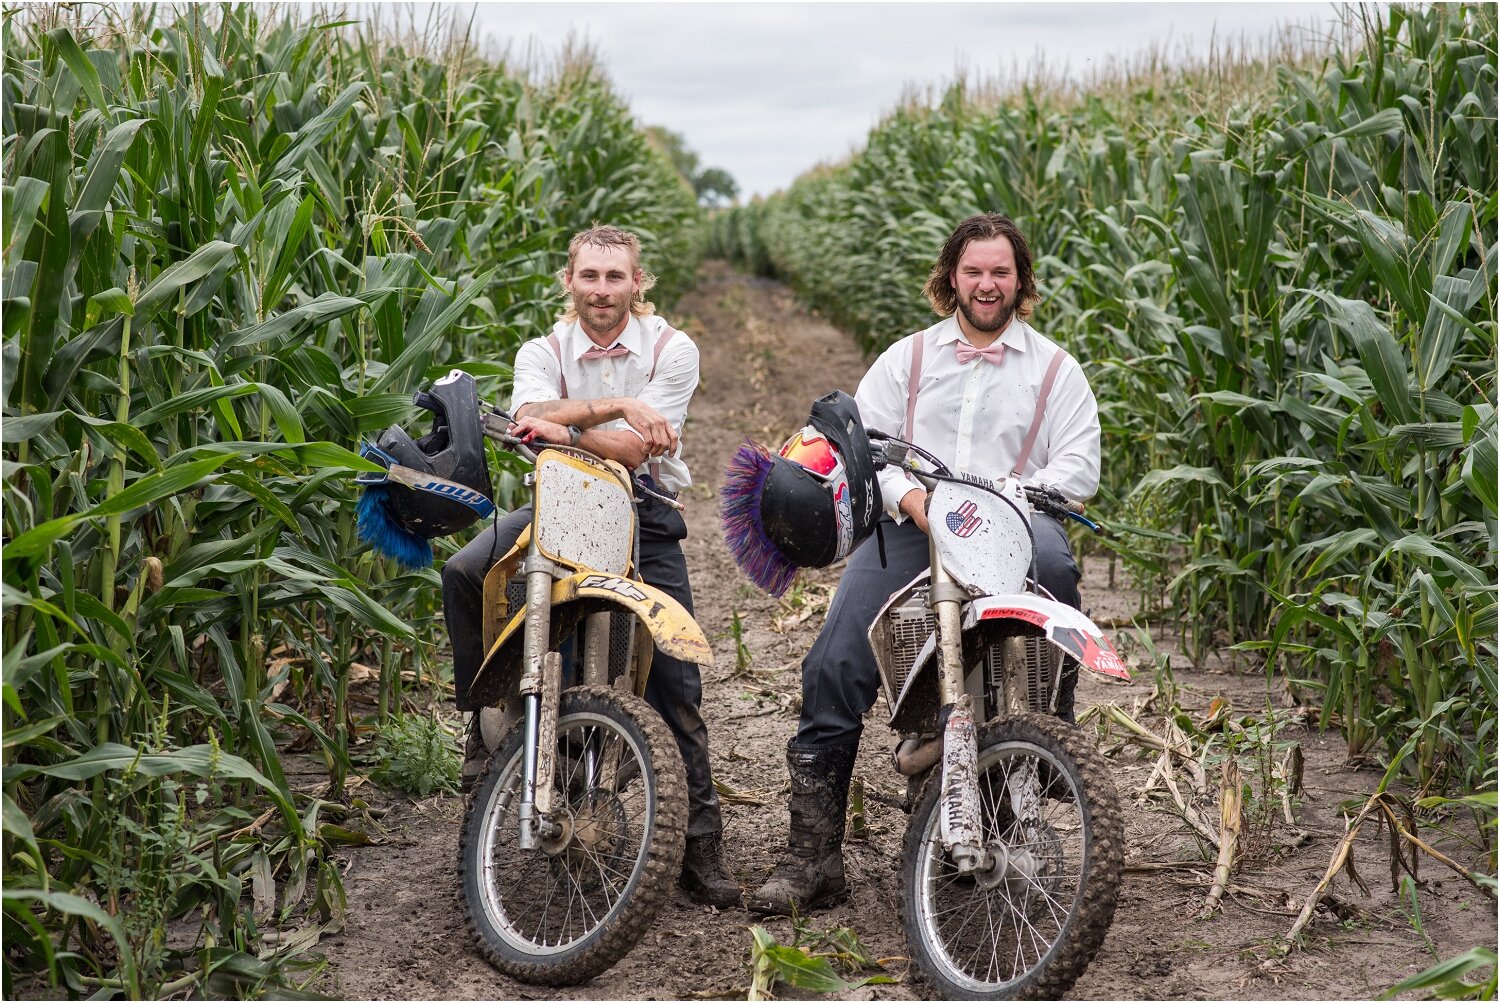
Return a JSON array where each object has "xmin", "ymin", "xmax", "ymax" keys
[
  {"xmin": 957, "ymin": 292, "xmax": 1014, "ymax": 334},
  {"xmin": 577, "ymin": 295, "xmax": 628, "ymax": 334}
]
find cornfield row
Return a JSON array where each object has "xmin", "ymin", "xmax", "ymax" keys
[
  {"xmin": 711, "ymin": 5, "xmax": 1497, "ymax": 793},
  {"xmin": 2, "ymin": 4, "xmax": 703, "ymax": 995}
]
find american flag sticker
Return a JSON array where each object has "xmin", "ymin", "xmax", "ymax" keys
[{"xmin": 945, "ymin": 500, "xmax": 982, "ymax": 538}]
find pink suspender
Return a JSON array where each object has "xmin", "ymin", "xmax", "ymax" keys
[
  {"xmin": 545, "ymin": 326, "xmax": 678, "ymax": 483},
  {"xmin": 1011, "ymin": 348, "xmax": 1066, "ymax": 478},
  {"xmin": 902, "ymin": 329, "xmax": 1066, "ymax": 478},
  {"xmin": 904, "ymin": 330, "xmax": 925, "ymax": 439}
]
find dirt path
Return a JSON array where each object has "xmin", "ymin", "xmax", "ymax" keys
[{"xmin": 317, "ymin": 262, "xmax": 1494, "ymax": 1000}]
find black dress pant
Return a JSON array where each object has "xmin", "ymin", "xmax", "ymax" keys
[
  {"xmin": 795, "ymin": 514, "xmax": 1083, "ymax": 747},
  {"xmin": 442, "ymin": 493, "xmax": 723, "ymax": 838}
]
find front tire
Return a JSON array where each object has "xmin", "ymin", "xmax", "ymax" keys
[
  {"xmin": 459, "ymin": 686, "xmax": 687, "ymax": 985},
  {"xmin": 900, "ymin": 713, "xmax": 1123, "ymax": 1000}
]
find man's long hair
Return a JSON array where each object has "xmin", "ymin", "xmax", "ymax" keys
[
  {"xmin": 922, "ymin": 213, "xmax": 1039, "ymax": 321},
  {"xmin": 556, "ymin": 224, "xmax": 658, "ymax": 322}
]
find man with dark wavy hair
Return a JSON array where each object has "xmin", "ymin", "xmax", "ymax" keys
[{"xmin": 747, "ymin": 212, "xmax": 1101, "ymax": 916}]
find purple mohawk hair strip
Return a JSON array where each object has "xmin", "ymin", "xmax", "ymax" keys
[{"xmin": 719, "ymin": 439, "xmax": 799, "ymax": 597}]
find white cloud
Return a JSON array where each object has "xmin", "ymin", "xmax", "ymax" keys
[{"xmin": 451, "ymin": 1, "xmax": 1353, "ymax": 198}]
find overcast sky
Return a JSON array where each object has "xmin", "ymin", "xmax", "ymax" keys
[{"xmin": 447, "ymin": 2, "xmax": 1357, "ymax": 199}]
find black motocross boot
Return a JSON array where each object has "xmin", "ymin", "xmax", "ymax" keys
[
  {"xmin": 679, "ymin": 831, "xmax": 742, "ymax": 908},
  {"xmin": 745, "ymin": 743, "xmax": 857, "ymax": 915}
]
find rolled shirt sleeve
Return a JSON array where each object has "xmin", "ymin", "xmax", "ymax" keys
[
  {"xmin": 508, "ymin": 339, "xmax": 562, "ymax": 414},
  {"xmin": 1024, "ymin": 355, "xmax": 1101, "ymax": 501},
  {"xmin": 631, "ymin": 334, "xmax": 699, "ymax": 443}
]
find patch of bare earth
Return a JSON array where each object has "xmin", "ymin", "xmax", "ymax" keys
[{"xmin": 316, "ymin": 261, "xmax": 1495, "ymax": 1001}]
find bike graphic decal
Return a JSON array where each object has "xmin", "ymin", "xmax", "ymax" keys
[
  {"xmin": 945, "ymin": 500, "xmax": 982, "ymax": 538},
  {"xmin": 1051, "ymin": 625, "xmax": 1131, "ymax": 680},
  {"xmin": 579, "ymin": 575, "xmax": 648, "ymax": 603},
  {"xmin": 978, "ymin": 606, "xmax": 1049, "ymax": 626}
]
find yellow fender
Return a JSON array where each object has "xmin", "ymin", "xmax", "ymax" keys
[{"xmin": 466, "ymin": 572, "xmax": 713, "ymax": 707}]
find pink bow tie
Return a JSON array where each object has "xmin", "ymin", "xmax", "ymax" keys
[
  {"xmin": 954, "ymin": 341, "xmax": 1006, "ymax": 365},
  {"xmin": 580, "ymin": 344, "xmax": 630, "ymax": 360}
]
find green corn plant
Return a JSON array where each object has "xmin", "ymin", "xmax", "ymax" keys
[{"xmin": 3, "ymin": 3, "xmax": 705, "ymax": 994}]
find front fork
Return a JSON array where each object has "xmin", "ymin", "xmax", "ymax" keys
[
  {"xmin": 929, "ymin": 533, "xmax": 990, "ymax": 876},
  {"xmin": 516, "ymin": 561, "xmax": 619, "ymax": 849},
  {"xmin": 517, "ymin": 549, "xmax": 563, "ymax": 851},
  {"xmin": 928, "ymin": 538, "xmax": 1049, "ymax": 887}
]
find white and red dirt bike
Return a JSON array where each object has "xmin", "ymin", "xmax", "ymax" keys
[{"xmin": 863, "ymin": 429, "xmax": 1130, "ymax": 1000}]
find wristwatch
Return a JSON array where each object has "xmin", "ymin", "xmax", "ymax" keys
[{"xmin": 567, "ymin": 424, "xmax": 582, "ymax": 447}]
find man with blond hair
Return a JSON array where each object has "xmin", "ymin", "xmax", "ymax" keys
[{"xmin": 442, "ymin": 225, "xmax": 739, "ymax": 907}]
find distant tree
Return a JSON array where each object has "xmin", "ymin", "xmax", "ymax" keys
[
  {"xmin": 646, "ymin": 124, "xmax": 739, "ymax": 208},
  {"xmin": 694, "ymin": 167, "xmax": 739, "ymax": 208}
]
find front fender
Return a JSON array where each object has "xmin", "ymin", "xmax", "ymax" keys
[
  {"xmin": 465, "ymin": 573, "xmax": 712, "ymax": 707},
  {"xmin": 964, "ymin": 595, "xmax": 1130, "ymax": 680},
  {"xmin": 885, "ymin": 593, "xmax": 1129, "ymax": 730}
]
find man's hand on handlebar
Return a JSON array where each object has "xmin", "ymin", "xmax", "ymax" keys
[
  {"xmin": 899, "ymin": 488, "xmax": 931, "ymax": 535},
  {"xmin": 508, "ymin": 415, "xmax": 573, "ymax": 447}
]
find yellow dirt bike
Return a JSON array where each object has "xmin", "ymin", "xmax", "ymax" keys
[{"xmin": 456, "ymin": 410, "xmax": 712, "ymax": 985}]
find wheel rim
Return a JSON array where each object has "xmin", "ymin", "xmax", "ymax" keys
[
  {"xmin": 913, "ymin": 739, "xmax": 1088, "ymax": 993},
  {"xmin": 476, "ymin": 710, "xmax": 655, "ymax": 956}
]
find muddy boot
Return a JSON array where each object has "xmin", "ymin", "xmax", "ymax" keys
[
  {"xmin": 460, "ymin": 715, "xmax": 486, "ymax": 794},
  {"xmin": 746, "ymin": 743, "xmax": 857, "ymax": 916},
  {"xmin": 679, "ymin": 831, "xmax": 741, "ymax": 907}
]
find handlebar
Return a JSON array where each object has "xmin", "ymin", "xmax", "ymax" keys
[
  {"xmin": 867, "ymin": 428, "xmax": 1100, "ymax": 533},
  {"xmin": 480, "ymin": 408, "xmax": 685, "ymax": 512}
]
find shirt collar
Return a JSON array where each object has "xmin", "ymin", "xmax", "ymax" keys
[
  {"xmin": 569, "ymin": 315, "xmax": 643, "ymax": 360},
  {"xmin": 933, "ymin": 315, "xmax": 1030, "ymax": 352}
]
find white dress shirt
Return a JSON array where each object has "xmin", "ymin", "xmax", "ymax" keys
[
  {"xmin": 855, "ymin": 315, "xmax": 1100, "ymax": 522},
  {"xmin": 509, "ymin": 314, "xmax": 699, "ymax": 493}
]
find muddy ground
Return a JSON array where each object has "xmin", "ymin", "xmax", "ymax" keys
[{"xmin": 315, "ymin": 262, "xmax": 1496, "ymax": 1001}]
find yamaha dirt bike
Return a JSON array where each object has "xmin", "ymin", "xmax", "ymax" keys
[
  {"xmin": 863, "ymin": 429, "xmax": 1130, "ymax": 1000},
  {"xmin": 455, "ymin": 409, "xmax": 712, "ymax": 985}
]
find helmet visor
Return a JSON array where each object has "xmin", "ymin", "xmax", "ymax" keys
[{"xmin": 779, "ymin": 427, "xmax": 839, "ymax": 479}]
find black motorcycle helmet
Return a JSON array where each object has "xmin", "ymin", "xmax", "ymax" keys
[
  {"xmin": 359, "ymin": 370, "xmax": 494, "ymax": 560},
  {"xmin": 721, "ymin": 391, "xmax": 882, "ymax": 595}
]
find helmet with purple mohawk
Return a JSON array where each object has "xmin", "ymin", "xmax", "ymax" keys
[
  {"xmin": 719, "ymin": 391, "xmax": 883, "ymax": 599},
  {"xmin": 719, "ymin": 439, "xmax": 800, "ymax": 597}
]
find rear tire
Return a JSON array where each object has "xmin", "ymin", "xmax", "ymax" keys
[
  {"xmin": 459, "ymin": 686, "xmax": 687, "ymax": 985},
  {"xmin": 900, "ymin": 713, "xmax": 1123, "ymax": 1000}
]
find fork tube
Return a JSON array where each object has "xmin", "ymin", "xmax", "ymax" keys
[
  {"xmin": 582, "ymin": 611, "xmax": 611, "ymax": 687},
  {"xmin": 518, "ymin": 693, "xmax": 542, "ymax": 850},
  {"xmin": 928, "ymin": 534, "xmax": 967, "ymax": 707},
  {"xmin": 517, "ymin": 545, "xmax": 556, "ymax": 851}
]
